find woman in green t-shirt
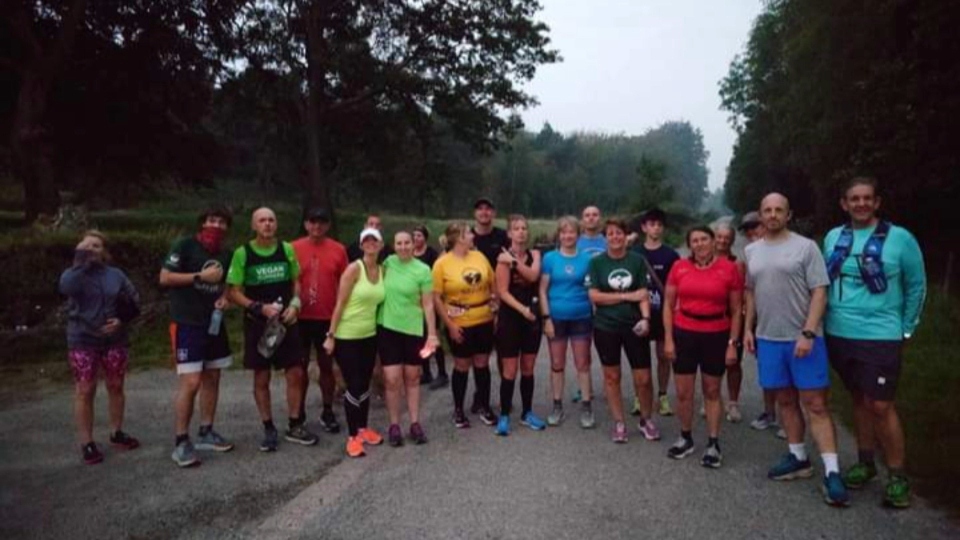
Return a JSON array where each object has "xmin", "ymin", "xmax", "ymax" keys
[{"xmin": 378, "ymin": 231, "xmax": 440, "ymax": 446}]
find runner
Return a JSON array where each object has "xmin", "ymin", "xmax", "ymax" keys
[
  {"xmin": 739, "ymin": 211, "xmax": 781, "ymax": 435},
  {"xmin": 432, "ymin": 221, "xmax": 498, "ymax": 428},
  {"xmin": 161, "ymin": 207, "xmax": 235, "ymax": 467},
  {"xmin": 324, "ymin": 227, "xmax": 387, "ymax": 457},
  {"xmin": 823, "ymin": 177, "xmax": 926, "ymax": 508},
  {"xmin": 630, "ymin": 208, "xmax": 680, "ymax": 417},
  {"xmin": 471, "ymin": 197, "xmax": 509, "ymax": 268},
  {"xmin": 494, "ymin": 215, "xmax": 547, "ymax": 435},
  {"xmin": 587, "ymin": 218, "xmax": 659, "ymax": 443},
  {"xmin": 540, "ymin": 216, "xmax": 595, "ymax": 428},
  {"xmin": 576, "ymin": 205, "xmax": 607, "ymax": 257},
  {"xmin": 743, "ymin": 193, "xmax": 849, "ymax": 507},
  {"xmin": 663, "ymin": 226, "xmax": 743, "ymax": 467},
  {"xmin": 347, "ymin": 214, "xmax": 393, "ymax": 262},
  {"xmin": 227, "ymin": 208, "xmax": 318, "ymax": 452},
  {"xmin": 412, "ymin": 224, "xmax": 448, "ymax": 390},
  {"xmin": 60, "ymin": 230, "xmax": 141, "ymax": 465},
  {"xmin": 378, "ymin": 231, "xmax": 438, "ymax": 446},
  {"xmin": 713, "ymin": 222, "xmax": 746, "ymax": 423},
  {"xmin": 293, "ymin": 207, "xmax": 346, "ymax": 434}
]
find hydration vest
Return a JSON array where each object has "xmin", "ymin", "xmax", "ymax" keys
[{"xmin": 826, "ymin": 221, "xmax": 890, "ymax": 294}]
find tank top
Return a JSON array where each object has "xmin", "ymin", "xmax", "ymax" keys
[
  {"xmin": 242, "ymin": 243, "xmax": 294, "ymax": 306},
  {"xmin": 335, "ymin": 260, "xmax": 385, "ymax": 340},
  {"xmin": 503, "ymin": 250, "xmax": 539, "ymax": 321}
]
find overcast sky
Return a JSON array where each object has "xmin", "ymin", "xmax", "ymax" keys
[{"xmin": 520, "ymin": 0, "xmax": 762, "ymax": 191}]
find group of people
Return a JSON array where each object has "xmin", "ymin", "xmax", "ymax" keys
[{"xmin": 59, "ymin": 176, "xmax": 925, "ymax": 510}]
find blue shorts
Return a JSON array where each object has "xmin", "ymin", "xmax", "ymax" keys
[
  {"xmin": 551, "ymin": 318, "xmax": 593, "ymax": 341},
  {"xmin": 171, "ymin": 322, "xmax": 232, "ymax": 375},
  {"xmin": 756, "ymin": 337, "xmax": 829, "ymax": 390}
]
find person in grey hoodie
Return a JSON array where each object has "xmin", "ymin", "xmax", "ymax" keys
[{"xmin": 59, "ymin": 230, "xmax": 141, "ymax": 465}]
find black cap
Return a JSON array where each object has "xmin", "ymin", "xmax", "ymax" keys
[
  {"xmin": 474, "ymin": 197, "xmax": 495, "ymax": 209},
  {"xmin": 640, "ymin": 207, "xmax": 666, "ymax": 225},
  {"xmin": 306, "ymin": 208, "xmax": 331, "ymax": 222}
]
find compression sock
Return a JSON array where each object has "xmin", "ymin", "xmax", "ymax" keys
[
  {"xmin": 500, "ymin": 377, "xmax": 515, "ymax": 415},
  {"xmin": 452, "ymin": 369, "xmax": 469, "ymax": 410},
  {"xmin": 475, "ymin": 366, "xmax": 492, "ymax": 410},
  {"xmin": 520, "ymin": 375, "xmax": 534, "ymax": 416}
]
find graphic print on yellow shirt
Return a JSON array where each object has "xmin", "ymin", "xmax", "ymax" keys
[{"xmin": 431, "ymin": 250, "xmax": 494, "ymax": 327}]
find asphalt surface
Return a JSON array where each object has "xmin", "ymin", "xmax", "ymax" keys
[{"xmin": 2, "ymin": 346, "xmax": 957, "ymax": 540}]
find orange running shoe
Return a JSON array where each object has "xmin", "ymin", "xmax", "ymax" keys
[
  {"xmin": 358, "ymin": 427, "xmax": 383, "ymax": 446},
  {"xmin": 346, "ymin": 437, "xmax": 365, "ymax": 458}
]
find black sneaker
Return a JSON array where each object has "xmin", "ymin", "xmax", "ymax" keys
[
  {"xmin": 667, "ymin": 437, "xmax": 695, "ymax": 460},
  {"xmin": 420, "ymin": 371, "xmax": 434, "ymax": 386},
  {"xmin": 260, "ymin": 427, "xmax": 279, "ymax": 452},
  {"xmin": 701, "ymin": 445, "xmax": 723, "ymax": 468},
  {"xmin": 453, "ymin": 409, "xmax": 471, "ymax": 429},
  {"xmin": 429, "ymin": 373, "xmax": 449, "ymax": 390},
  {"xmin": 470, "ymin": 401, "xmax": 482, "ymax": 415},
  {"xmin": 319, "ymin": 409, "xmax": 341, "ymax": 434},
  {"xmin": 82, "ymin": 442, "xmax": 103, "ymax": 465},
  {"xmin": 109, "ymin": 430, "xmax": 140, "ymax": 450},
  {"xmin": 478, "ymin": 408, "xmax": 497, "ymax": 426},
  {"xmin": 285, "ymin": 424, "xmax": 319, "ymax": 446}
]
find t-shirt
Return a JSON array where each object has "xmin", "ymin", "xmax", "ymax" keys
[
  {"xmin": 745, "ymin": 232, "xmax": 829, "ymax": 341},
  {"xmin": 378, "ymin": 255, "xmax": 434, "ymax": 336},
  {"xmin": 472, "ymin": 226, "xmax": 509, "ymax": 267},
  {"xmin": 541, "ymin": 249, "xmax": 593, "ymax": 321},
  {"xmin": 587, "ymin": 251, "xmax": 649, "ymax": 332},
  {"xmin": 226, "ymin": 241, "xmax": 300, "ymax": 287},
  {"xmin": 415, "ymin": 246, "xmax": 440, "ymax": 269},
  {"xmin": 292, "ymin": 237, "xmax": 348, "ymax": 321},
  {"xmin": 432, "ymin": 250, "xmax": 494, "ymax": 328},
  {"xmin": 631, "ymin": 243, "xmax": 680, "ymax": 312},
  {"xmin": 162, "ymin": 236, "xmax": 232, "ymax": 326},
  {"xmin": 823, "ymin": 223, "xmax": 926, "ymax": 340},
  {"xmin": 576, "ymin": 234, "xmax": 607, "ymax": 258},
  {"xmin": 667, "ymin": 258, "xmax": 743, "ymax": 333}
]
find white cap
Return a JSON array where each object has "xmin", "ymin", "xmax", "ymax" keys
[{"xmin": 359, "ymin": 228, "xmax": 382, "ymax": 242}]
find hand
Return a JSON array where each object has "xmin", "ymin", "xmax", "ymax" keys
[
  {"xmin": 323, "ymin": 336, "xmax": 335, "ymax": 356},
  {"xmin": 497, "ymin": 248, "xmax": 516, "ymax": 266},
  {"xmin": 725, "ymin": 343, "xmax": 739, "ymax": 366},
  {"xmin": 198, "ymin": 265, "xmax": 223, "ymax": 284},
  {"xmin": 420, "ymin": 335, "xmax": 440, "ymax": 359},
  {"xmin": 447, "ymin": 323, "xmax": 465, "ymax": 344},
  {"xmin": 663, "ymin": 339, "xmax": 677, "ymax": 362},
  {"xmin": 280, "ymin": 306, "xmax": 298, "ymax": 325},
  {"xmin": 632, "ymin": 319, "xmax": 650, "ymax": 337},
  {"xmin": 794, "ymin": 336, "xmax": 813, "ymax": 358},
  {"xmin": 261, "ymin": 303, "xmax": 281, "ymax": 319},
  {"xmin": 214, "ymin": 296, "xmax": 229, "ymax": 310},
  {"xmin": 522, "ymin": 306, "xmax": 537, "ymax": 322},
  {"xmin": 543, "ymin": 319, "xmax": 555, "ymax": 339},
  {"xmin": 744, "ymin": 330, "xmax": 756, "ymax": 354},
  {"xmin": 101, "ymin": 317, "xmax": 121, "ymax": 335}
]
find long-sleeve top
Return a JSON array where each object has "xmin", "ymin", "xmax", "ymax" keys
[{"xmin": 59, "ymin": 261, "xmax": 139, "ymax": 348}]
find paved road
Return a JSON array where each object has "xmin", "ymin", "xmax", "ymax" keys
[{"xmin": 2, "ymin": 345, "xmax": 956, "ymax": 540}]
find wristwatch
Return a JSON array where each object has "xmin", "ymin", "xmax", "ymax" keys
[
  {"xmin": 728, "ymin": 338, "xmax": 740, "ymax": 347},
  {"xmin": 510, "ymin": 260, "xmax": 518, "ymax": 270},
  {"xmin": 801, "ymin": 329, "xmax": 816, "ymax": 340}
]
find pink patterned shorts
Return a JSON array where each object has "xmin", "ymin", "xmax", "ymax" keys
[{"xmin": 68, "ymin": 347, "xmax": 129, "ymax": 383}]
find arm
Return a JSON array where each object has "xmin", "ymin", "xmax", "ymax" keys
[
  {"xmin": 662, "ymin": 284, "xmax": 677, "ymax": 360},
  {"xmin": 539, "ymin": 272, "xmax": 555, "ymax": 339},
  {"xmin": 794, "ymin": 286, "xmax": 826, "ymax": 358},
  {"xmin": 323, "ymin": 263, "xmax": 360, "ymax": 354},
  {"xmin": 512, "ymin": 249, "xmax": 541, "ymax": 282},
  {"xmin": 900, "ymin": 234, "xmax": 927, "ymax": 337},
  {"xmin": 420, "ymin": 290, "xmax": 440, "ymax": 353},
  {"xmin": 725, "ymin": 289, "xmax": 743, "ymax": 364},
  {"xmin": 589, "ymin": 288, "xmax": 646, "ymax": 306},
  {"xmin": 496, "ymin": 261, "xmax": 535, "ymax": 321},
  {"xmin": 744, "ymin": 289, "xmax": 756, "ymax": 354}
]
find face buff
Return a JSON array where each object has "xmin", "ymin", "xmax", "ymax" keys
[{"xmin": 197, "ymin": 226, "xmax": 226, "ymax": 253}]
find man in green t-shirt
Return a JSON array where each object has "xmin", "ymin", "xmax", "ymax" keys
[
  {"xmin": 227, "ymin": 207, "xmax": 318, "ymax": 452},
  {"xmin": 160, "ymin": 206, "xmax": 235, "ymax": 468}
]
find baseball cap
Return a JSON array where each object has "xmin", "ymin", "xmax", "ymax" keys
[
  {"xmin": 473, "ymin": 197, "xmax": 495, "ymax": 209},
  {"xmin": 306, "ymin": 208, "xmax": 331, "ymax": 222},
  {"xmin": 359, "ymin": 228, "xmax": 382, "ymax": 242},
  {"xmin": 738, "ymin": 211, "xmax": 762, "ymax": 230}
]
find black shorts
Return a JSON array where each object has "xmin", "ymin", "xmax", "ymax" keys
[
  {"xmin": 649, "ymin": 308, "xmax": 666, "ymax": 341},
  {"xmin": 826, "ymin": 335, "xmax": 903, "ymax": 401},
  {"xmin": 378, "ymin": 326, "xmax": 425, "ymax": 367},
  {"xmin": 448, "ymin": 322, "xmax": 495, "ymax": 358},
  {"xmin": 673, "ymin": 327, "xmax": 727, "ymax": 377},
  {"xmin": 594, "ymin": 327, "xmax": 651, "ymax": 369},
  {"xmin": 496, "ymin": 313, "xmax": 542, "ymax": 358},
  {"xmin": 243, "ymin": 316, "xmax": 304, "ymax": 371},
  {"xmin": 171, "ymin": 322, "xmax": 232, "ymax": 375},
  {"xmin": 551, "ymin": 318, "xmax": 593, "ymax": 341},
  {"xmin": 299, "ymin": 319, "xmax": 332, "ymax": 364}
]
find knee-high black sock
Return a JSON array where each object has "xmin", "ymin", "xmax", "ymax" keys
[
  {"xmin": 500, "ymin": 378, "xmax": 516, "ymax": 415},
  {"xmin": 520, "ymin": 375, "xmax": 535, "ymax": 416},
  {"xmin": 452, "ymin": 369, "xmax": 469, "ymax": 410},
  {"xmin": 435, "ymin": 347, "xmax": 447, "ymax": 376},
  {"xmin": 475, "ymin": 366, "xmax": 492, "ymax": 410}
]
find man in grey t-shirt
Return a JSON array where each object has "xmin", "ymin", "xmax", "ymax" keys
[{"xmin": 744, "ymin": 193, "xmax": 849, "ymax": 507}]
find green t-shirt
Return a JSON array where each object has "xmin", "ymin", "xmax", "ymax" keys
[
  {"xmin": 226, "ymin": 241, "xmax": 300, "ymax": 286},
  {"xmin": 587, "ymin": 251, "xmax": 649, "ymax": 332},
  {"xmin": 162, "ymin": 236, "xmax": 231, "ymax": 326},
  {"xmin": 377, "ymin": 255, "xmax": 433, "ymax": 336}
]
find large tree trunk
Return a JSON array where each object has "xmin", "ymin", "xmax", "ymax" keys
[{"xmin": 303, "ymin": 1, "xmax": 333, "ymax": 223}]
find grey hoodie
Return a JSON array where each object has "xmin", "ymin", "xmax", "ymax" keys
[{"xmin": 59, "ymin": 258, "xmax": 139, "ymax": 348}]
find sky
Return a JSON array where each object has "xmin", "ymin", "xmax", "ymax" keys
[{"xmin": 520, "ymin": 0, "xmax": 763, "ymax": 191}]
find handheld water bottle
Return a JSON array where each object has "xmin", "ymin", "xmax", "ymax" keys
[
  {"xmin": 207, "ymin": 308, "xmax": 224, "ymax": 336},
  {"xmin": 257, "ymin": 297, "xmax": 288, "ymax": 358}
]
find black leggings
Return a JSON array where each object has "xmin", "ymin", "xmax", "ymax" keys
[{"xmin": 334, "ymin": 337, "xmax": 377, "ymax": 437}]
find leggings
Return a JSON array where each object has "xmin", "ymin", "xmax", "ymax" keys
[{"xmin": 335, "ymin": 337, "xmax": 377, "ymax": 436}]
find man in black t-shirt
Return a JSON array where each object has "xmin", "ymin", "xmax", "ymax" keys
[
  {"xmin": 471, "ymin": 197, "xmax": 509, "ymax": 267},
  {"xmin": 347, "ymin": 214, "xmax": 393, "ymax": 263},
  {"xmin": 630, "ymin": 208, "xmax": 681, "ymax": 418}
]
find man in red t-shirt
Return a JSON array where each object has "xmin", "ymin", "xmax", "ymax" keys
[{"xmin": 293, "ymin": 208, "xmax": 348, "ymax": 433}]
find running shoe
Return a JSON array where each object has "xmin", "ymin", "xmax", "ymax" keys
[
  {"xmin": 701, "ymin": 445, "xmax": 723, "ymax": 469},
  {"xmin": 429, "ymin": 373, "xmax": 449, "ymax": 390},
  {"xmin": 171, "ymin": 439, "xmax": 201, "ymax": 468},
  {"xmin": 285, "ymin": 424, "xmax": 319, "ymax": 446},
  {"xmin": 572, "ymin": 389, "xmax": 582, "ymax": 403},
  {"xmin": 520, "ymin": 411, "xmax": 547, "ymax": 431},
  {"xmin": 319, "ymin": 409, "xmax": 342, "ymax": 434},
  {"xmin": 630, "ymin": 397, "xmax": 642, "ymax": 416},
  {"xmin": 611, "ymin": 422, "xmax": 628, "ymax": 443},
  {"xmin": 768, "ymin": 454, "xmax": 814, "ymax": 480},
  {"xmin": 478, "ymin": 408, "xmax": 498, "ymax": 426},
  {"xmin": 357, "ymin": 427, "xmax": 383, "ymax": 446},
  {"xmin": 495, "ymin": 414, "xmax": 511, "ymax": 436},
  {"xmin": 822, "ymin": 472, "xmax": 851, "ymax": 507},
  {"xmin": 884, "ymin": 474, "xmax": 911, "ymax": 509},
  {"xmin": 775, "ymin": 427, "xmax": 787, "ymax": 440},
  {"xmin": 388, "ymin": 424, "xmax": 404, "ymax": 447},
  {"xmin": 470, "ymin": 401, "xmax": 482, "ymax": 415},
  {"xmin": 579, "ymin": 407, "xmax": 596, "ymax": 429},
  {"xmin": 842, "ymin": 462, "xmax": 878, "ymax": 489},
  {"xmin": 259, "ymin": 427, "xmax": 279, "ymax": 452},
  {"xmin": 453, "ymin": 409, "xmax": 471, "ymax": 429},
  {"xmin": 409, "ymin": 422, "xmax": 428, "ymax": 445},
  {"xmin": 658, "ymin": 394, "xmax": 673, "ymax": 416},
  {"xmin": 109, "ymin": 430, "xmax": 140, "ymax": 450},
  {"xmin": 195, "ymin": 429, "xmax": 234, "ymax": 452},
  {"xmin": 547, "ymin": 403, "xmax": 565, "ymax": 426},
  {"xmin": 420, "ymin": 371, "xmax": 434, "ymax": 386},
  {"xmin": 667, "ymin": 437, "xmax": 695, "ymax": 460},
  {"xmin": 750, "ymin": 412, "xmax": 774, "ymax": 431},
  {"xmin": 346, "ymin": 436, "xmax": 365, "ymax": 458},
  {"xmin": 82, "ymin": 442, "xmax": 103, "ymax": 465},
  {"xmin": 638, "ymin": 419, "xmax": 661, "ymax": 441},
  {"xmin": 726, "ymin": 402, "xmax": 742, "ymax": 423}
]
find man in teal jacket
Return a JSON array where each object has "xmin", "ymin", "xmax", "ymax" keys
[{"xmin": 823, "ymin": 177, "xmax": 926, "ymax": 509}]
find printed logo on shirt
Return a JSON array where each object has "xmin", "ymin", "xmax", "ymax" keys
[
  {"xmin": 177, "ymin": 348, "xmax": 189, "ymax": 362},
  {"xmin": 195, "ymin": 260, "xmax": 225, "ymax": 295},
  {"xmin": 607, "ymin": 269, "xmax": 633, "ymax": 291},
  {"xmin": 461, "ymin": 267, "xmax": 484, "ymax": 288},
  {"xmin": 167, "ymin": 253, "xmax": 181, "ymax": 267},
  {"xmin": 564, "ymin": 264, "xmax": 575, "ymax": 275}
]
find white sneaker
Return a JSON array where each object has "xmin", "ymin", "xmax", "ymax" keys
[{"xmin": 726, "ymin": 402, "xmax": 742, "ymax": 423}]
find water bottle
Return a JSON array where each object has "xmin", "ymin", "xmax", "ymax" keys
[
  {"xmin": 207, "ymin": 308, "xmax": 224, "ymax": 336},
  {"xmin": 257, "ymin": 298, "xmax": 287, "ymax": 358}
]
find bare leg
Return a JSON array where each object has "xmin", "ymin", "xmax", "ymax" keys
[
  {"xmin": 253, "ymin": 369, "xmax": 273, "ymax": 422},
  {"xmin": 726, "ymin": 362, "xmax": 743, "ymax": 403},
  {"xmin": 285, "ymin": 365, "xmax": 305, "ymax": 420},
  {"xmin": 572, "ymin": 338, "xmax": 593, "ymax": 401},
  {"xmin": 404, "ymin": 365, "xmax": 422, "ymax": 423},
  {"xmin": 800, "ymin": 389, "xmax": 837, "ymax": 454},
  {"xmin": 75, "ymin": 381, "xmax": 96, "ymax": 444},
  {"xmin": 675, "ymin": 373, "xmax": 696, "ymax": 431},
  {"xmin": 603, "ymin": 366, "xmax": 625, "ymax": 423},
  {"xmin": 631, "ymin": 368, "xmax": 654, "ymax": 420},
  {"xmin": 548, "ymin": 339, "xmax": 568, "ymax": 401},
  {"xmin": 702, "ymin": 374, "xmax": 723, "ymax": 438},
  {"xmin": 655, "ymin": 340, "xmax": 670, "ymax": 396},
  {"xmin": 776, "ymin": 388, "xmax": 806, "ymax": 444},
  {"xmin": 868, "ymin": 398, "xmax": 905, "ymax": 470},
  {"xmin": 199, "ymin": 369, "xmax": 221, "ymax": 426},
  {"xmin": 105, "ymin": 376, "xmax": 126, "ymax": 433},
  {"xmin": 175, "ymin": 373, "xmax": 202, "ymax": 435},
  {"xmin": 384, "ymin": 365, "xmax": 404, "ymax": 425}
]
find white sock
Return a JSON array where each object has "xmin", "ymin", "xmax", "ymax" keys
[
  {"xmin": 789, "ymin": 443, "xmax": 807, "ymax": 461},
  {"xmin": 822, "ymin": 453, "xmax": 839, "ymax": 475}
]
